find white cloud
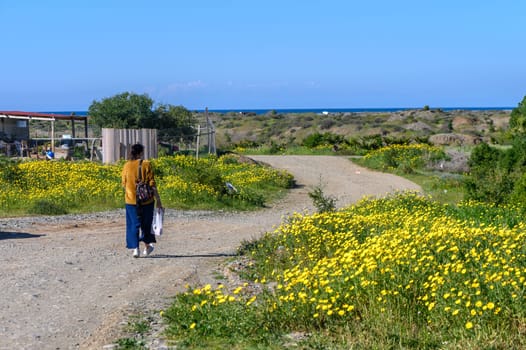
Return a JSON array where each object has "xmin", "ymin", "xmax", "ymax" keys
[
  {"xmin": 166, "ymin": 80, "xmax": 207, "ymax": 91},
  {"xmin": 245, "ymin": 81, "xmax": 289, "ymax": 89},
  {"xmin": 148, "ymin": 80, "xmax": 209, "ymax": 104}
]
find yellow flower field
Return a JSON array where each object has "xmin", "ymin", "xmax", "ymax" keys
[
  {"xmin": 165, "ymin": 192, "xmax": 526, "ymax": 347},
  {"xmin": 0, "ymin": 160, "xmax": 122, "ymax": 212},
  {"xmin": 0, "ymin": 155, "xmax": 293, "ymax": 214}
]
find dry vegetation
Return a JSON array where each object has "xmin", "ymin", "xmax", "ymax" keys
[
  {"xmin": 26, "ymin": 108, "xmax": 511, "ymax": 150},
  {"xmin": 208, "ymin": 108, "xmax": 511, "ymax": 148}
]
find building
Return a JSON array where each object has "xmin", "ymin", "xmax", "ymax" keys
[{"xmin": 0, "ymin": 110, "xmax": 89, "ymax": 157}]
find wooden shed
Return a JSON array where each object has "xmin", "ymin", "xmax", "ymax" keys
[{"xmin": 0, "ymin": 111, "xmax": 89, "ymax": 156}]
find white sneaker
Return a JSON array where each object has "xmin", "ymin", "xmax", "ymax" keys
[
  {"xmin": 132, "ymin": 248, "xmax": 140, "ymax": 258},
  {"xmin": 143, "ymin": 245, "xmax": 154, "ymax": 256}
]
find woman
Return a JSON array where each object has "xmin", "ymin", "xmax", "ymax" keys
[{"xmin": 121, "ymin": 143, "xmax": 162, "ymax": 258}]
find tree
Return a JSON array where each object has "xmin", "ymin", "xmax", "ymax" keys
[
  {"xmin": 88, "ymin": 92, "xmax": 198, "ymax": 143},
  {"xmin": 154, "ymin": 104, "xmax": 197, "ymax": 143},
  {"xmin": 88, "ymin": 92, "xmax": 154, "ymax": 129},
  {"xmin": 509, "ymin": 95, "xmax": 526, "ymax": 134}
]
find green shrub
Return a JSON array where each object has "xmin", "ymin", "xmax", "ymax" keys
[
  {"xmin": 116, "ymin": 338, "xmax": 146, "ymax": 350},
  {"xmin": 0, "ymin": 156, "xmax": 22, "ymax": 184},
  {"xmin": 319, "ymin": 118, "xmax": 335, "ymax": 129},
  {"xmin": 302, "ymin": 132, "xmax": 346, "ymax": 149},
  {"xmin": 28, "ymin": 200, "xmax": 68, "ymax": 215},
  {"xmin": 510, "ymin": 173, "xmax": 526, "ymax": 205},
  {"xmin": 464, "ymin": 141, "xmax": 526, "ymax": 205},
  {"xmin": 302, "ymin": 132, "xmax": 324, "ymax": 148},
  {"xmin": 509, "ymin": 95, "xmax": 526, "ymax": 134},
  {"xmin": 308, "ymin": 184, "xmax": 336, "ymax": 213},
  {"xmin": 356, "ymin": 134, "xmax": 384, "ymax": 150},
  {"xmin": 362, "ymin": 144, "xmax": 447, "ymax": 174},
  {"xmin": 268, "ymin": 141, "xmax": 283, "ymax": 154}
]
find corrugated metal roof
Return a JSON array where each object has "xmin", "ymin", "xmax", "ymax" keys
[{"xmin": 0, "ymin": 111, "xmax": 88, "ymax": 121}]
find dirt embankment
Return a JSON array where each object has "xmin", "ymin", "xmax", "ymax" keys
[{"xmin": 0, "ymin": 156, "xmax": 420, "ymax": 350}]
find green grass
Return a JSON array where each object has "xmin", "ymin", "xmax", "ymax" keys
[
  {"xmin": 115, "ymin": 314, "xmax": 150, "ymax": 350},
  {"xmin": 234, "ymin": 145, "xmax": 341, "ymax": 156},
  {"xmin": 401, "ymin": 171, "xmax": 465, "ymax": 204}
]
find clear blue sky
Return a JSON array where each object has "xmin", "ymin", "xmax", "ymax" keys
[{"xmin": 1, "ymin": 0, "xmax": 525, "ymax": 111}]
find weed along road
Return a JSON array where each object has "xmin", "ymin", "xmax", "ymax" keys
[{"xmin": 0, "ymin": 155, "xmax": 421, "ymax": 350}]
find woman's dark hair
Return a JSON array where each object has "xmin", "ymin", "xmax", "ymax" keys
[{"xmin": 131, "ymin": 143, "xmax": 144, "ymax": 159}]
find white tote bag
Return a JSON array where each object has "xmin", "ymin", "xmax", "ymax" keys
[{"xmin": 152, "ymin": 208, "xmax": 164, "ymax": 236}]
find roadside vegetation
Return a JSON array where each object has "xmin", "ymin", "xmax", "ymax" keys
[
  {"xmin": 160, "ymin": 192, "xmax": 526, "ymax": 349},
  {"xmin": 0, "ymin": 154, "xmax": 293, "ymax": 216},
  {"xmin": 352, "ymin": 143, "xmax": 466, "ymax": 204}
]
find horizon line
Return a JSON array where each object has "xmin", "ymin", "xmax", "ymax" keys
[
  {"xmin": 37, "ymin": 106, "xmax": 514, "ymax": 115},
  {"xmin": 40, "ymin": 105, "xmax": 516, "ymax": 113}
]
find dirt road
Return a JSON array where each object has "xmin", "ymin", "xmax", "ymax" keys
[{"xmin": 0, "ymin": 156, "xmax": 420, "ymax": 349}]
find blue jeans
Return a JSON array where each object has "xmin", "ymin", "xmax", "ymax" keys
[{"xmin": 125, "ymin": 203, "xmax": 156, "ymax": 249}]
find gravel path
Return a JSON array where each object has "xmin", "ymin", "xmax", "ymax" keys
[{"xmin": 0, "ymin": 156, "xmax": 421, "ymax": 350}]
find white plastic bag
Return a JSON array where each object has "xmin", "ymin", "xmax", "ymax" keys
[{"xmin": 152, "ymin": 208, "xmax": 164, "ymax": 236}]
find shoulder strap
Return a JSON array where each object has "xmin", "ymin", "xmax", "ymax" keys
[{"xmin": 137, "ymin": 159, "xmax": 143, "ymax": 181}]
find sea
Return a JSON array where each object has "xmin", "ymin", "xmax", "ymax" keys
[{"xmin": 45, "ymin": 107, "xmax": 513, "ymax": 116}]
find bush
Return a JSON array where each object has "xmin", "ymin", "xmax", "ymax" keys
[
  {"xmin": 28, "ymin": 200, "xmax": 68, "ymax": 215},
  {"xmin": 362, "ymin": 144, "xmax": 447, "ymax": 174},
  {"xmin": 185, "ymin": 161, "xmax": 226, "ymax": 196},
  {"xmin": 509, "ymin": 95, "xmax": 526, "ymax": 134},
  {"xmin": 302, "ymin": 133, "xmax": 324, "ymax": 148},
  {"xmin": 0, "ymin": 156, "xmax": 22, "ymax": 184},
  {"xmin": 308, "ymin": 183, "xmax": 336, "ymax": 213},
  {"xmin": 302, "ymin": 132, "xmax": 346, "ymax": 149},
  {"xmin": 319, "ymin": 118, "xmax": 335, "ymax": 130},
  {"xmin": 268, "ymin": 141, "xmax": 284, "ymax": 154},
  {"xmin": 356, "ymin": 134, "xmax": 384, "ymax": 150},
  {"xmin": 464, "ymin": 141, "xmax": 526, "ymax": 205}
]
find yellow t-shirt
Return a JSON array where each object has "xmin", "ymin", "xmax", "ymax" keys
[{"xmin": 121, "ymin": 159, "xmax": 156, "ymax": 205}]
